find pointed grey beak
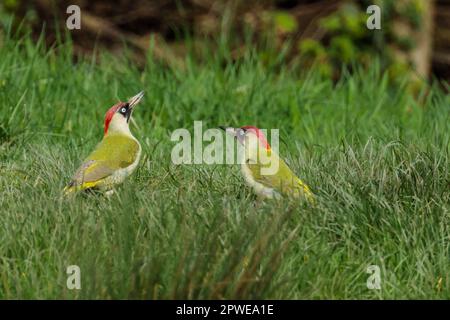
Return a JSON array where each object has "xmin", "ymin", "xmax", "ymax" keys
[{"xmin": 128, "ymin": 91, "xmax": 144, "ymax": 108}]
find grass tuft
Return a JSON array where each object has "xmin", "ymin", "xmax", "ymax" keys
[{"xmin": 0, "ymin": 30, "xmax": 449, "ymax": 299}]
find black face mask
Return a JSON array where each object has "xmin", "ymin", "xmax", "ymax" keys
[{"xmin": 118, "ymin": 103, "xmax": 132, "ymax": 122}]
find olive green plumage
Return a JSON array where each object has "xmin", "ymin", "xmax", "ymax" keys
[
  {"xmin": 246, "ymin": 148, "xmax": 312, "ymax": 198},
  {"xmin": 64, "ymin": 134, "xmax": 140, "ymax": 193},
  {"xmin": 221, "ymin": 125, "xmax": 313, "ymax": 201},
  {"xmin": 63, "ymin": 91, "xmax": 144, "ymax": 195}
]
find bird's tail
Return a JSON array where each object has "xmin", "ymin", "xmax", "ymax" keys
[
  {"xmin": 62, "ymin": 181, "xmax": 80, "ymax": 196},
  {"xmin": 63, "ymin": 185, "xmax": 76, "ymax": 196},
  {"xmin": 298, "ymin": 180, "xmax": 315, "ymax": 204},
  {"xmin": 63, "ymin": 180, "xmax": 100, "ymax": 196}
]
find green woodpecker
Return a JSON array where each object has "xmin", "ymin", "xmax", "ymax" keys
[
  {"xmin": 220, "ymin": 126, "xmax": 313, "ymax": 201},
  {"xmin": 64, "ymin": 92, "xmax": 144, "ymax": 195}
]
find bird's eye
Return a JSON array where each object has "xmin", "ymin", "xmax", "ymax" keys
[{"xmin": 120, "ymin": 107, "xmax": 127, "ymax": 114}]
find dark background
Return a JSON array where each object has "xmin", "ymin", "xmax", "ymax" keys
[{"xmin": 1, "ymin": 0, "xmax": 449, "ymax": 83}]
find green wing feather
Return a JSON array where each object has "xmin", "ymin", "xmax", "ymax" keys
[
  {"xmin": 247, "ymin": 149, "xmax": 313, "ymax": 199},
  {"xmin": 65, "ymin": 135, "xmax": 139, "ymax": 193}
]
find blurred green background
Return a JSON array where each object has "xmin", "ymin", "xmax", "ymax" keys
[{"xmin": 1, "ymin": 0, "xmax": 448, "ymax": 87}]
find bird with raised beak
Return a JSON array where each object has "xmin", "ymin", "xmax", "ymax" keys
[
  {"xmin": 64, "ymin": 92, "xmax": 144, "ymax": 195},
  {"xmin": 220, "ymin": 125, "xmax": 313, "ymax": 201}
]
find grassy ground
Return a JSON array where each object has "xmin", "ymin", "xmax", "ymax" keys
[{"xmin": 0, "ymin": 29, "xmax": 449, "ymax": 299}]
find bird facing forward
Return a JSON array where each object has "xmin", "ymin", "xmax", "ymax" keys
[
  {"xmin": 64, "ymin": 92, "xmax": 144, "ymax": 195},
  {"xmin": 221, "ymin": 126, "xmax": 313, "ymax": 201}
]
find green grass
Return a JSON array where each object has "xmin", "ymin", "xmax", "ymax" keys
[{"xmin": 0, "ymin": 29, "xmax": 449, "ymax": 299}]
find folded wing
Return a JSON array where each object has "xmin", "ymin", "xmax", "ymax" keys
[
  {"xmin": 64, "ymin": 135, "xmax": 139, "ymax": 193},
  {"xmin": 248, "ymin": 151, "xmax": 313, "ymax": 199}
]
